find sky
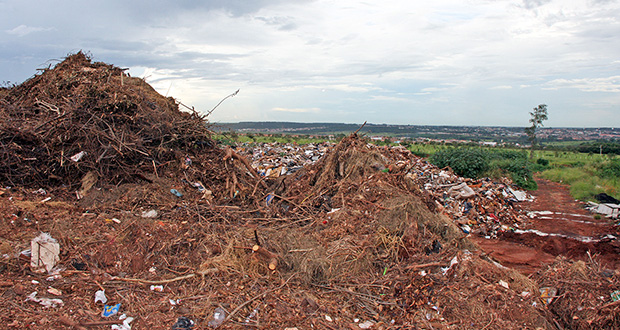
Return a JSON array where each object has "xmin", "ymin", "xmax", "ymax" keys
[{"xmin": 1, "ymin": 0, "xmax": 619, "ymax": 127}]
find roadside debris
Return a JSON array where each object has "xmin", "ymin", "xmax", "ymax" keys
[
  {"xmin": 207, "ymin": 307, "xmax": 226, "ymax": 328},
  {"xmin": 30, "ymin": 233, "xmax": 60, "ymax": 273},
  {"xmin": 171, "ymin": 316, "xmax": 195, "ymax": 329},
  {"xmin": 26, "ymin": 291, "xmax": 63, "ymax": 308}
]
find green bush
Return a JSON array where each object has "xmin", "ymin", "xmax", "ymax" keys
[
  {"xmin": 429, "ymin": 148, "xmax": 490, "ymax": 179},
  {"xmin": 598, "ymin": 159, "xmax": 620, "ymax": 179},
  {"xmin": 430, "ymin": 148, "xmax": 537, "ymax": 189}
]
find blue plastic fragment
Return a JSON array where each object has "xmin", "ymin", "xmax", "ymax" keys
[
  {"xmin": 170, "ymin": 189, "xmax": 183, "ymax": 197},
  {"xmin": 102, "ymin": 303, "xmax": 121, "ymax": 317},
  {"xmin": 265, "ymin": 193, "xmax": 274, "ymax": 206}
]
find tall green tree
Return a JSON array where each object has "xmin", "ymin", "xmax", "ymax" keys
[{"xmin": 524, "ymin": 104, "xmax": 548, "ymax": 159}]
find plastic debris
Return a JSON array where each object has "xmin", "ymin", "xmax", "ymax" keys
[
  {"xmin": 30, "ymin": 232, "xmax": 60, "ymax": 273},
  {"xmin": 325, "ymin": 315, "xmax": 333, "ymax": 322},
  {"xmin": 150, "ymin": 285, "xmax": 164, "ymax": 292},
  {"xmin": 170, "ymin": 189, "xmax": 183, "ymax": 197},
  {"xmin": 26, "ymin": 291, "xmax": 63, "ymax": 308},
  {"xmin": 207, "ymin": 307, "xmax": 226, "ymax": 328},
  {"xmin": 171, "ymin": 316, "xmax": 195, "ymax": 329},
  {"xmin": 540, "ymin": 287, "xmax": 557, "ymax": 306},
  {"xmin": 141, "ymin": 210, "xmax": 159, "ymax": 218},
  {"xmin": 611, "ymin": 290, "xmax": 620, "ymax": 302},
  {"xmin": 192, "ymin": 181, "xmax": 206, "ymax": 192},
  {"xmin": 102, "ymin": 303, "xmax": 121, "ymax": 317},
  {"xmin": 95, "ymin": 289, "xmax": 107, "ymax": 304},
  {"xmin": 112, "ymin": 314, "xmax": 134, "ymax": 330},
  {"xmin": 498, "ymin": 280, "xmax": 509, "ymax": 289},
  {"xmin": 359, "ymin": 320, "xmax": 374, "ymax": 329},
  {"xmin": 448, "ymin": 182, "xmax": 476, "ymax": 199},
  {"xmin": 47, "ymin": 287, "xmax": 62, "ymax": 296},
  {"xmin": 70, "ymin": 151, "xmax": 86, "ymax": 162},
  {"xmin": 265, "ymin": 193, "xmax": 274, "ymax": 206}
]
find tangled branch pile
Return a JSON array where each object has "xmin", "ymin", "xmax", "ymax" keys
[{"xmin": 0, "ymin": 52, "xmax": 261, "ymax": 205}]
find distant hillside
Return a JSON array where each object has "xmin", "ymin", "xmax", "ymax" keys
[{"xmin": 211, "ymin": 121, "xmax": 619, "ymax": 143}]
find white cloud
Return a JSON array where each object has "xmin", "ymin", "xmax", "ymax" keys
[
  {"xmin": 6, "ymin": 24, "xmax": 50, "ymax": 37},
  {"xmin": 545, "ymin": 76, "xmax": 620, "ymax": 92},
  {"xmin": 1, "ymin": 0, "xmax": 620, "ymax": 126}
]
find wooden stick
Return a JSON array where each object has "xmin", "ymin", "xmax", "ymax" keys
[
  {"xmin": 352, "ymin": 121, "xmax": 367, "ymax": 135},
  {"xmin": 252, "ymin": 245, "xmax": 278, "ymax": 270},
  {"xmin": 111, "ymin": 273, "xmax": 195, "ymax": 285},
  {"xmin": 600, "ymin": 299, "xmax": 620, "ymax": 310},
  {"xmin": 403, "ymin": 262, "xmax": 443, "ymax": 270}
]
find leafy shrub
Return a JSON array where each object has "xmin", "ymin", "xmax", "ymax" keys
[
  {"xmin": 598, "ymin": 159, "xmax": 620, "ymax": 179},
  {"xmin": 537, "ymin": 158, "xmax": 549, "ymax": 166},
  {"xmin": 429, "ymin": 148, "xmax": 489, "ymax": 179},
  {"xmin": 430, "ymin": 148, "xmax": 537, "ymax": 189}
]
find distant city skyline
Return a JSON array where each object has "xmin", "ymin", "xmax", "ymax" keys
[{"xmin": 1, "ymin": 0, "xmax": 619, "ymax": 127}]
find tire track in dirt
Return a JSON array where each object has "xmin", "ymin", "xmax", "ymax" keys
[{"xmin": 472, "ymin": 178, "xmax": 620, "ymax": 275}]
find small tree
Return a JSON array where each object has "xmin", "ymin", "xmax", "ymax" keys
[{"xmin": 524, "ymin": 104, "xmax": 548, "ymax": 159}]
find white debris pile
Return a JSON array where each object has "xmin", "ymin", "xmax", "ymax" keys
[{"xmin": 238, "ymin": 142, "xmax": 334, "ymax": 178}]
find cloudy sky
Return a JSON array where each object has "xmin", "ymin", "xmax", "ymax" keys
[{"xmin": 1, "ymin": 0, "xmax": 619, "ymax": 127}]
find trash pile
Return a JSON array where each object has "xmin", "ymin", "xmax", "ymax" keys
[
  {"xmin": 249, "ymin": 142, "xmax": 533, "ymax": 238},
  {"xmin": 236, "ymin": 142, "xmax": 334, "ymax": 178},
  {"xmin": 0, "ymin": 53, "xmax": 618, "ymax": 329}
]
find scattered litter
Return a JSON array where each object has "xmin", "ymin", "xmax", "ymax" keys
[
  {"xmin": 47, "ymin": 287, "xmax": 62, "ymax": 296},
  {"xmin": 70, "ymin": 151, "xmax": 86, "ymax": 162},
  {"xmin": 207, "ymin": 307, "xmax": 226, "ymax": 328},
  {"xmin": 265, "ymin": 193, "xmax": 274, "ymax": 206},
  {"xmin": 540, "ymin": 287, "xmax": 557, "ymax": 306},
  {"xmin": 40, "ymin": 197, "xmax": 52, "ymax": 203},
  {"xmin": 585, "ymin": 202, "xmax": 620, "ymax": 219},
  {"xmin": 325, "ymin": 315, "xmax": 333, "ymax": 322},
  {"xmin": 95, "ymin": 290, "xmax": 107, "ymax": 304},
  {"xmin": 26, "ymin": 291, "xmax": 63, "ymax": 308},
  {"xmin": 611, "ymin": 290, "xmax": 620, "ymax": 302},
  {"xmin": 111, "ymin": 314, "xmax": 134, "ymax": 330},
  {"xmin": 507, "ymin": 187, "xmax": 530, "ymax": 202},
  {"xmin": 141, "ymin": 210, "xmax": 158, "ymax": 218},
  {"xmin": 102, "ymin": 303, "xmax": 121, "ymax": 317},
  {"xmin": 448, "ymin": 182, "xmax": 476, "ymax": 199},
  {"xmin": 359, "ymin": 320, "xmax": 374, "ymax": 329},
  {"xmin": 150, "ymin": 285, "xmax": 164, "ymax": 292},
  {"xmin": 498, "ymin": 280, "xmax": 509, "ymax": 289},
  {"xmin": 170, "ymin": 189, "xmax": 183, "ymax": 197},
  {"xmin": 171, "ymin": 316, "xmax": 195, "ymax": 329},
  {"xmin": 30, "ymin": 232, "xmax": 60, "ymax": 273}
]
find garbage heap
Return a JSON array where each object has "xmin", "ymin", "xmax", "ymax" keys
[
  {"xmin": 236, "ymin": 141, "xmax": 334, "ymax": 178},
  {"xmin": 0, "ymin": 52, "xmax": 262, "ymax": 206},
  {"xmin": 0, "ymin": 54, "xmax": 618, "ymax": 330},
  {"xmin": 250, "ymin": 142, "xmax": 532, "ymax": 238}
]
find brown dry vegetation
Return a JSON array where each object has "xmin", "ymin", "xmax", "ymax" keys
[{"xmin": 0, "ymin": 53, "xmax": 618, "ymax": 329}]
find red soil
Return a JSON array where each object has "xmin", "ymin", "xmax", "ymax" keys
[{"xmin": 472, "ymin": 178, "xmax": 620, "ymax": 275}]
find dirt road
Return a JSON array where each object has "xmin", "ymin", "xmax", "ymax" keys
[{"xmin": 472, "ymin": 178, "xmax": 620, "ymax": 275}]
